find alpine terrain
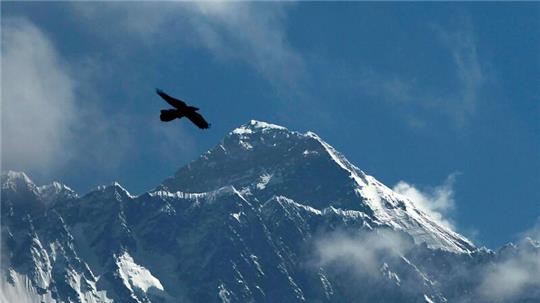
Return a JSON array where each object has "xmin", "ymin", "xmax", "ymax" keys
[{"xmin": 2, "ymin": 120, "xmax": 539, "ymax": 303}]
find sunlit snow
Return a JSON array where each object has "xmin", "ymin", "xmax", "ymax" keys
[{"xmin": 116, "ymin": 252, "xmax": 164, "ymax": 293}]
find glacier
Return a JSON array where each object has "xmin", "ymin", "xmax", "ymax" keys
[{"xmin": 1, "ymin": 120, "xmax": 538, "ymax": 303}]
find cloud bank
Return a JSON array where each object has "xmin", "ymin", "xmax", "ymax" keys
[
  {"xmin": 1, "ymin": 17, "xmax": 136, "ymax": 181},
  {"xmin": 1, "ymin": 18, "xmax": 77, "ymax": 173},
  {"xmin": 476, "ymin": 221, "xmax": 540, "ymax": 301},
  {"xmin": 313, "ymin": 221, "xmax": 540, "ymax": 302},
  {"xmin": 478, "ymin": 244, "xmax": 540, "ymax": 301}
]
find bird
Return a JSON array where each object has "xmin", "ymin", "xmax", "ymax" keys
[{"xmin": 156, "ymin": 89, "xmax": 210, "ymax": 129}]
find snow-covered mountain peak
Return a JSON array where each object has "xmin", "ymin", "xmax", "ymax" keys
[
  {"xmin": 227, "ymin": 121, "xmax": 364, "ymax": 179},
  {"xmin": 2, "ymin": 171, "xmax": 77, "ymax": 200},
  {"xmin": 1, "ymin": 170, "xmax": 34, "ymax": 190},
  {"xmin": 163, "ymin": 121, "xmax": 350, "ymax": 194},
  {"xmin": 161, "ymin": 121, "xmax": 475, "ymax": 253},
  {"xmin": 1, "ymin": 172, "xmax": 78, "ymax": 213},
  {"xmin": 37, "ymin": 182, "xmax": 78, "ymax": 206},
  {"xmin": 111, "ymin": 181, "xmax": 135, "ymax": 198},
  {"xmin": 225, "ymin": 120, "xmax": 305, "ymax": 152},
  {"xmin": 82, "ymin": 182, "xmax": 135, "ymax": 203},
  {"xmin": 2, "ymin": 170, "xmax": 32, "ymax": 181}
]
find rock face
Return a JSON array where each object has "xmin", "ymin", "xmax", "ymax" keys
[{"xmin": 1, "ymin": 120, "xmax": 538, "ymax": 303}]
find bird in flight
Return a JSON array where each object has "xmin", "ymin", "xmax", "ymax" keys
[{"xmin": 156, "ymin": 89, "xmax": 210, "ymax": 129}]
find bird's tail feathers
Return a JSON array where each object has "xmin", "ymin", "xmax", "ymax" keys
[{"xmin": 160, "ymin": 109, "xmax": 178, "ymax": 122}]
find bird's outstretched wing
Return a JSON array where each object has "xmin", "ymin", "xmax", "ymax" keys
[
  {"xmin": 156, "ymin": 89, "xmax": 187, "ymax": 109},
  {"xmin": 186, "ymin": 111, "xmax": 210, "ymax": 129}
]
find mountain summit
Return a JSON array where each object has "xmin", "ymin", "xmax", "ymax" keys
[
  {"xmin": 1, "ymin": 121, "xmax": 538, "ymax": 303},
  {"xmin": 163, "ymin": 120, "xmax": 474, "ymax": 253}
]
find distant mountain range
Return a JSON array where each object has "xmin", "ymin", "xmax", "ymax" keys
[{"xmin": 2, "ymin": 120, "xmax": 538, "ymax": 303}]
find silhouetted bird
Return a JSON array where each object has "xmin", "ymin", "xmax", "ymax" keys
[{"xmin": 156, "ymin": 89, "xmax": 210, "ymax": 129}]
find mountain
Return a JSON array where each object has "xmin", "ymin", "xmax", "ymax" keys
[{"xmin": 1, "ymin": 120, "xmax": 538, "ymax": 303}]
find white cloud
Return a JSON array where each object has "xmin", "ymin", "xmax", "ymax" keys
[
  {"xmin": 315, "ymin": 229, "xmax": 413, "ymax": 277},
  {"xmin": 1, "ymin": 18, "xmax": 76, "ymax": 173},
  {"xmin": 1, "ymin": 17, "xmax": 136, "ymax": 179},
  {"xmin": 478, "ymin": 249, "xmax": 540, "ymax": 301},
  {"xmin": 393, "ymin": 174, "xmax": 458, "ymax": 229},
  {"xmin": 477, "ymin": 226, "xmax": 540, "ymax": 301}
]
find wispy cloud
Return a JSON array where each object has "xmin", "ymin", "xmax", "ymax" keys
[
  {"xmin": 348, "ymin": 19, "xmax": 487, "ymax": 129},
  {"xmin": 71, "ymin": 2, "xmax": 303, "ymax": 92},
  {"xmin": 191, "ymin": 2, "xmax": 304, "ymax": 90},
  {"xmin": 315, "ymin": 229, "xmax": 413, "ymax": 277},
  {"xmin": 433, "ymin": 18, "xmax": 486, "ymax": 127},
  {"xmin": 393, "ymin": 173, "xmax": 459, "ymax": 229}
]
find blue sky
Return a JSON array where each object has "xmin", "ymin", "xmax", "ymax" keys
[{"xmin": 2, "ymin": 2, "xmax": 538, "ymax": 249}]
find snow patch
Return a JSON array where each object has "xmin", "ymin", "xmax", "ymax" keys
[
  {"xmin": 232, "ymin": 127, "xmax": 253, "ymax": 135},
  {"xmin": 232, "ymin": 120, "xmax": 286, "ymax": 135},
  {"xmin": 239, "ymin": 140, "xmax": 253, "ymax": 150},
  {"xmin": 250, "ymin": 254, "xmax": 264, "ymax": 276},
  {"xmin": 116, "ymin": 251, "xmax": 164, "ymax": 293},
  {"xmin": 302, "ymin": 149, "xmax": 318, "ymax": 156},
  {"xmin": 218, "ymin": 283, "xmax": 232, "ymax": 303},
  {"xmin": 256, "ymin": 173, "xmax": 272, "ymax": 190},
  {"xmin": 231, "ymin": 212, "xmax": 242, "ymax": 222},
  {"xmin": 424, "ymin": 294, "xmax": 435, "ymax": 303},
  {"xmin": 1, "ymin": 270, "xmax": 56, "ymax": 303},
  {"xmin": 248, "ymin": 120, "xmax": 286, "ymax": 130}
]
